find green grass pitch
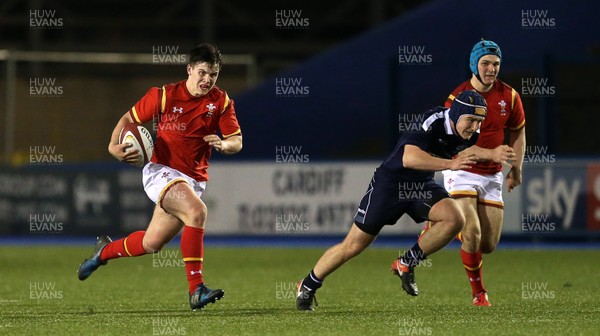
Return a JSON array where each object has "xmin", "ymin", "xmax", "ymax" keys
[{"xmin": 0, "ymin": 244, "xmax": 599, "ymax": 335}]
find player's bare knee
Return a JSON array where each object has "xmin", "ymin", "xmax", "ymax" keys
[
  {"xmin": 461, "ymin": 229, "xmax": 481, "ymax": 244},
  {"xmin": 432, "ymin": 199, "xmax": 464, "ymax": 235},
  {"xmin": 461, "ymin": 233, "xmax": 481, "ymax": 252},
  {"xmin": 185, "ymin": 202, "xmax": 207, "ymax": 228},
  {"xmin": 447, "ymin": 211, "xmax": 465, "ymax": 236}
]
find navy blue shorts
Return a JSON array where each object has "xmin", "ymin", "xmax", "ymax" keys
[{"xmin": 353, "ymin": 168, "xmax": 450, "ymax": 235}]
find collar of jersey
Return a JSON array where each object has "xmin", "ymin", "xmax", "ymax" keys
[
  {"xmin": 421, "ymin": 108, "xmax": 453, "ymax": 135},
  {"xmin": 421, "ymin": 108, "xmax": 480, "ymax": 136}
]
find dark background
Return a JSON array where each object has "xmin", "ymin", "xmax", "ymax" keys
[
  {"xmin": 0, "ymin": 0, "xmax": 599, "ymax": 238},
  {"xmin": 2, "ymin": 0, "xmax": 598, "ymax": 164}
]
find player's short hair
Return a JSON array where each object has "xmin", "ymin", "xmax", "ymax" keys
[{"xmin": 188, "ymin": 43, "xmax": 222, "ymax": 68}]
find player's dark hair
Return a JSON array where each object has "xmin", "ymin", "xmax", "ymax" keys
[{"xmin": 188, "ymin": 43, "xmax": 222, "ymax": 68}]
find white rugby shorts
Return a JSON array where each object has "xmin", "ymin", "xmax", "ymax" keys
[
  {"xmin": 142, "ymin": 162, "xmax": 206, "ymax": 206},
  {"xmin": 441, "ymin": 170, "xmax": 504, "ymax": 208}
]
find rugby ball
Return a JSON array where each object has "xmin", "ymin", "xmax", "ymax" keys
[{"xmin": 118, "ymin": 123, "xmax": 154, "ymax": 167}]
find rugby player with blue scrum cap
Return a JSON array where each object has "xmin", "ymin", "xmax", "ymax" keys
[
  {"xmin": 296, "ymin": 90, "xmax": 515, "ymax": 310},
  {"xmin": 441, "ymin": 39, "xmax": 526, "ymax": 307}
]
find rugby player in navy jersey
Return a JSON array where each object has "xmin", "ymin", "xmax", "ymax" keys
[{"xmin": 296, "ymin": 90, "xmax": 515, "ymax": 310}]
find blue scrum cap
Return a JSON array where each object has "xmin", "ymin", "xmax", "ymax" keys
[
  {"xmin": 449, "ymin": 90, "xmax": 487, "ymax": 125},
  {"xmin": 469, "ymin": 39, "xmax": 502, "ymax": 75}
]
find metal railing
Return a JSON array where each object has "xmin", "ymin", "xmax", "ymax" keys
[{"xmin": 0, "ymin": 50, "xmax": 258, "ymax": 164}]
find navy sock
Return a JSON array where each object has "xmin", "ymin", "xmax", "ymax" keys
[
  {"xmin": 301, "ymin": 270, "xmax": 323, "ymax": 291},
  {"xmin": 401, "ymin": 243, "xmax": 426, "ymax": 269}
]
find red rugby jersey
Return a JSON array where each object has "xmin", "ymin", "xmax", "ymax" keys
[
  {"xmin": 445, "ymin": 79, "xmax": 525, "ymax": 175},
  {"xmin": 128, "ymin": 80, "xmax": 241, "ymax": 181}
]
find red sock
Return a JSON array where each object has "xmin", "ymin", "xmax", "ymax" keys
[
  {"xmin": 100, "ymin": 231, "xmax": 147, "ymax": 261},
  {"xmin": 180, "ymin": 226, "xmax": 205, "ymax": 294},
  {"xmin": 460, "ymin": 249, "xmax": 486, "ymax": 295}
]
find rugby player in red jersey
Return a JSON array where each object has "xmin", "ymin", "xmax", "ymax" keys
[
  {"xmin": 77, "ymin": 43, "xmax": 242, "ymax": 311},
  {"xmin": 441, "ymin": 39, "xmax": 526, "ymax": 306}
]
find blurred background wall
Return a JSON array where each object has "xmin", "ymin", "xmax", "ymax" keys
[
  {"xmin": 1, "ymin": 0, "xmax": 599, "ymax": 238},
  {"xmin": 1, "ymin": 0, "xmax": 427, "ymax": 163}
]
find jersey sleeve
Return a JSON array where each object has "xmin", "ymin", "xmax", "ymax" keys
[
  {"xmin": 403, "ymin": 109, "xmax": 445, "ymax": 152},
  {"xmin": 128, "ymin": 87, "xmax": 162, "ymax": 124},
  {"xmin": 404, "ymin": 134, "xmax": 426, "ymax": 149},
  {"xmin": 507, "ymin": 89, "xmax": 526, "ymax": 131},
  {"xmin": 219, "ymin": 96, "xmax": 242, "ymax": 138}
]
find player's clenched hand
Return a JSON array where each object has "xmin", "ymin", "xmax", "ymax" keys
[
  {"xmin": 204, "ymin": 134, "xmax": 224, "ymax": 152},
  {"xmin": 109, "ymin": 142, "xmax": 140, "ymax": 164},
  {"xmin": 491, "ymin": 145, "xmax": 515, "ymax": 165},
  {"xmin": 448, "ymin": 153, "xmax": 477, "ymax": 171},
  {"xmin": 506, "ymin": 166, "xmax": 522, "ymax": 193}
]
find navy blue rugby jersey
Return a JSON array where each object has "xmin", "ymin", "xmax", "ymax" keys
[{"xmin": 379, "ymin": 107, "xmax": 479, "ymax": 181}]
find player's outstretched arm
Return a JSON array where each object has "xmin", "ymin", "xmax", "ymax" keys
[
  {"xmin": 403, "ymin": 144, "xmax": 476, "ymax": 171},
  {"xmin": 460, "ymin": 145, "xmax": 515, "ymax": 165},
  {"xmin": 108, "ymin": 112, "xmax": 141, "ymax": 164}
]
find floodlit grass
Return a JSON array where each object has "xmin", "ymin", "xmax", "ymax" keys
[{"xmin": 0, "ymin": 245, "xmax": 598, "ymax": 335}]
